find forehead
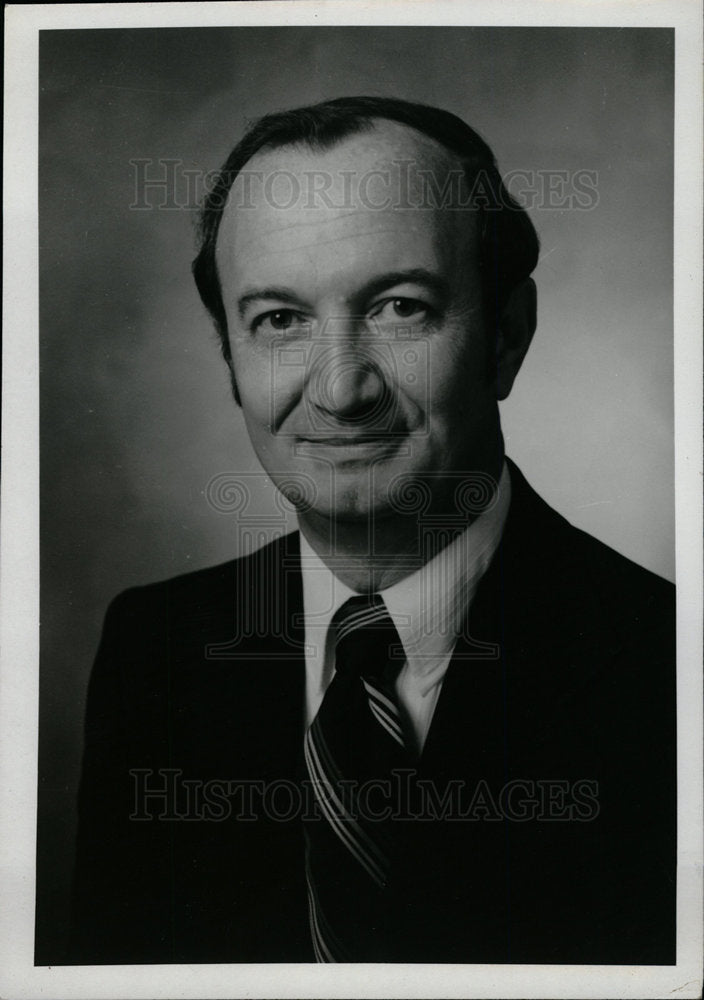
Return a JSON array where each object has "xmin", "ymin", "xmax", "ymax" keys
[{"xmin": 215, "ymin": 121, "xmax": 480, "ymax": 298}]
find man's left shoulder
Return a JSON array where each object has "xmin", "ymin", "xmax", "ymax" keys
[
  {"xmin": 508, "ymin": 461, "xmax": 674, "ymax": 609},
  {"xmin": 566, "ymin": 511, "xmax": 674, "ymax": 616},
  {"xmin": 502, "ymin": 461, "xmax": 675, "ymax": 671},
  {"xmin": 560, "ymin": 517, "xmax": 675, "ymax": 685}
]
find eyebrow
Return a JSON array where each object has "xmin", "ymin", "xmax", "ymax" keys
[
  {"xmin": 237, "ymin": 287, "xmax": 310, "ymax": 319},
  {"xmin": 357, "ymin": 269, "xmax": 451, "ymax": 303},
  {"xmin": 237, "ymin": 268, "xmax": 450, "ymax": 319}
]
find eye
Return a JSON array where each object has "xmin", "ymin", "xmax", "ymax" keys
[
  {"xmin": 253, "ymin": 309, "xmax": 307, "ymax": 334},
  {"xmin": 372, "ymin": 297, "xmax": 430, "ymax": 323},
  {"xmin": 391, "ymin": 297, "xmax": 425, "ymax": 319}
]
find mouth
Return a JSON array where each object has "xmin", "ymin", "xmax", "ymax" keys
[
  {"xmin": 295, "ymin": 432, "xmax": 404, "ymax": 460},
  {"xmin": 298, "ymin": 433, "xmax": 400, "ymax": 445}
]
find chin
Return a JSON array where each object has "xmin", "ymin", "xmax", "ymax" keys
[{"xmin": 305, "ymin": 484, "xmax": 400, "ymax": 523}]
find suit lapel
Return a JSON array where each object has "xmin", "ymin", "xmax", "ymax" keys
[
  {"xmin": 229, "ymin": 531, "xmax": 307, "ymax": 782},
  {"xmin": 168, "ymin": 532, "xmax": 307, "ymax": 784},
  {"xmin": 418, "ymin": 459, "xmax": 611, "ymax": 778},
  {"xmin": 417, "ymin": 526, "xmax": 508, "ymax": 782}
]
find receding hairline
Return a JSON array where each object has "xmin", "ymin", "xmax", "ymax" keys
[
  {"xmin": 227, "ymin": 116, "xmax": 481, "ymax": 211},
  {"xmin": 244, "ymin": 113, "xmax": 467, "ymax": 162},
  {"xmin": 218, "ymin": 116, "xmax": 483, "ymax": 245}
]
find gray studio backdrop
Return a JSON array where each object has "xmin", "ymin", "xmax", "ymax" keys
[{"xmin": 37, "ymin": 27, "xmax": 673, "ymax": 961}]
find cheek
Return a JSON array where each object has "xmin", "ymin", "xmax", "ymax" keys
[
  {"xmin": 422, "ymin": 327, "xmax": 489, "ymax": 417},
  {"xmin": 230, "ymin": 346, "xmax": 272, "ymax": 431},
  {"xmin": 233, "ymin": 342, "xmax": 305, "ymax": 435}
]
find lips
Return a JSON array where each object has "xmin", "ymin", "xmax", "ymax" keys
[
  {"xmin": 293, "ymin": 432, "xmax": 406, "ymax": 463},
  {"xmin": 298, "ymin": 434, "xmax": 400, "ymax": 445}
]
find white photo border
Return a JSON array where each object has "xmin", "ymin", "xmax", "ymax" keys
[{"xmin": 2, "ymin": 2, "xmax": 702, "ymax": 998}]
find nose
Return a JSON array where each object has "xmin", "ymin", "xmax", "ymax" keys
[{"xmin": 306, "ymin": 335, "xmax": 391, "ymax": 426}]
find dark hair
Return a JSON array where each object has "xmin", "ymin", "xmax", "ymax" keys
[{"xmin": 192, "ymin": 95, "xmax": 539, "ymax": 367}]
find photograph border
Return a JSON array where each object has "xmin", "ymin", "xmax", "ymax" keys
[{"xmin": 2, "ymin": 2, "xmax": 702, "ymax": 998}]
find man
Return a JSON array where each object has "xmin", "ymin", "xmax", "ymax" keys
[{"xmin": 70, "ymin": 97, "xmax": 675, "ymax": 965}]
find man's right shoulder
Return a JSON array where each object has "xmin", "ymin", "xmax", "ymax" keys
[
  {"xmin": 96, "ymin": 530, "xmax": 303, "ymax": 665},
  {"xmin": 106, "ymin": 530, "xmax": 301, "ymax": 618}
]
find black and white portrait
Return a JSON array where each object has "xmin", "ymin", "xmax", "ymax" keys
[{"xmin": 2, "ymin": 5, "xmax": 701, "ymax": 999}]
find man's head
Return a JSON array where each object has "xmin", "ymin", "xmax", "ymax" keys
[{"xmin": 193, "ymin": 97, "xmax": 539, "ymax": 524}]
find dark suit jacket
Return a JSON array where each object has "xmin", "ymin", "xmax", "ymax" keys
[{"xmin": 67, "ymin": 462, "xmax": 676, "ymax": 964}]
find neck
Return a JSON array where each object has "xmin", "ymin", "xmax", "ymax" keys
[{"xmin": 298, "ymin": 459, "xmax": 505, "ymax": 592}]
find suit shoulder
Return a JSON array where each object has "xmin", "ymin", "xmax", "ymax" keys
[
  {"xmin": 504, "ymin": 461, "xmax": 674, "ymax": 659},
  {"xmin": 108, "ymin": 531, "xmax": 301, "ymax": 618},
  {"xmin": 566, "ymin": 518, "xmax": 674, "ymax": 604},
  {"xmin": 508, "ymin": 461, "xmax": 673, "ymax": 607},
  {"xmin": 547, "ymin": 509, "xmax": 674, "ymax": 668}
]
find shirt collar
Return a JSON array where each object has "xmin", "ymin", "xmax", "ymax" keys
[{"xmin": 299, "ymin": 462, "xmax": 511, "ymax": 682}]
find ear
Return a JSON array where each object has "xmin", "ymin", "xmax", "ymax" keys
[{"xmin": 495, "ymin": 278, "xmax": 537, "ymax": 401}]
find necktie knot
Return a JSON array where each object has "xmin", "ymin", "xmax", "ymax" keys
[{"xmin": 331, "ymin": 594, "xmax": 405, "ymax": 682}]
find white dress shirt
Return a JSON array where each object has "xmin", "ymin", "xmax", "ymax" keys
[{"xmin": 299, "ymin": 463, "xmax": 511, "ymax": 753}]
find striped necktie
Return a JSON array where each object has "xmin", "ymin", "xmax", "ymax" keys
[{"xmin": 303, "ymin": 594, "xmax": 411, "ymax": 962}]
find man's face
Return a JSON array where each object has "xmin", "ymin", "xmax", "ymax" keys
[{"xmin": 216, "ymin": 121, "xmax": 505, "ymax": 524}]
